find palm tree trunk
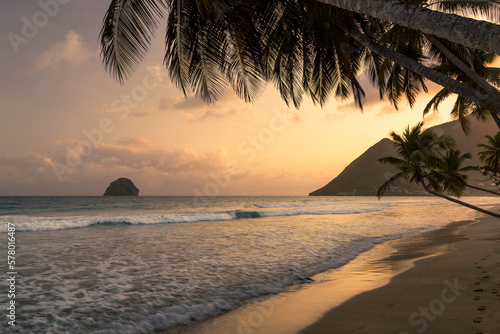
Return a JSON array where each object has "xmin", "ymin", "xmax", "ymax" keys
[
  {"xmin": 426, "ymin": 35, "xmax": 500, "ymax": 129},
  {"xmin": 426, "ymin": 35, "xmax": 500, "ymax": 99},
  {"xmin": 318, "ymin": 0, "xmax": 500, "ymax": 55},
  {"xmin": 349, "ymin": 28, "xmax": 500, "ymax": 115},
  {"xmin": 421, "ymin": 183, "xmax": 500, "ymax": 219},
  {"xmin": 465, "ymin": 183, "xmax": 500, "ymax": 196},
  {"xmin": 491, "ymin": 112, "xmax": 500, "ymax": 130}
]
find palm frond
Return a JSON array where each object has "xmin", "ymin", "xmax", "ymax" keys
[
  {"xmin": 377, "ymin": 171, "xmax": 408, "ymax": 198},
  {"xmin": 450, "ymin": 96, "xmax": 472, "ymax": 134},
  {"xmin": 486, "ymin": 67, "xmax": 500, "ymax": 87},
  {"xmin": 427, "ymin": 0, "xmax": 500, "ymax": 23},
  {"xmin": 224, "ymin": 3, "xmax": 265, "ymax": 103},
  {"xmin": 100, "ymin": 0, "xmax": 166, "ymax": 83},
  {"xmin": 429, "ymin": 148, "xmax": 474, "ymax": 197},
  {"xmin": 478, "ymin": 132, "xmax": 500, "ymax": 173},
  {"xmin": 378, "ymin": 156, "xmax": 408, "ymax": 167},
  {"xmin": 423, "ymin": 88, "xmax": 452, "ymax": 115}
]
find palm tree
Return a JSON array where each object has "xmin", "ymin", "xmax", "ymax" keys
[
  {"xmin": 425, "ymin": 34, "xmax": 500, "ymax": 103},
  {"xmin": 101, "ymin": 0, "xmax": 272, "ymax": 103},
  {"xmin": 478, "ymin": 132, "xmax": 500, "ymax": 185},
  {"xmin": 100, "ymin": 0, "xmax": 500, "ymax": 115},
  {"xmin": 432, "ymin": 148, "xmax": 500, "ymax": 196},
  {"xmin": 378, "ymin": 123, "xmax": 500, "ymax": 218},
  {"xmin": 349, "ymin": 27, "xmax": 500, "ymax": 115},
  {"xmin": 260, "ymin": 1, "xmax": 366, "ymax": 108},
  {"xmin": 101, "ymin": 0, "xmax": 367, "ymax": 107},
  {"xmin": 317, "ymin": 0, "xmax": 500, "ymax": 55},
  {"xmin": 377, "ymin": 122, "xmax": 454, "ymax": 196},
  {"xmin": 356, "ymin": 1, "xmax": 500, "ymax": 132},
  {"xmin": 422, "ymin": 38, "xmax": 500, "ymax": 132}
]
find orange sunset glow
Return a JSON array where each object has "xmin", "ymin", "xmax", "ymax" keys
[
  {"xmin": 3, "ymin": 2, "xmax": 500, "ymax": 334},
  {"xmin": 0, "ymin": 2, "xmax": 454, "ymax": 196}
]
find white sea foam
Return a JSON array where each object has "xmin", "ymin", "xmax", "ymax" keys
[
  {"xmin": 1, "ymin": 196, "xmax": 497, "ymax": 333},
  {"xmin": 0, "ymin": 203, "xmax": 391, "ymax": 232}
]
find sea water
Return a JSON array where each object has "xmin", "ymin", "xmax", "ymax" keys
[{"xmin": 0, "ymin": 196, "xmax": 497, "ymax": 333}]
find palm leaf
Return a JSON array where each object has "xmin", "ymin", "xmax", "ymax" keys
[
  {"xmin": 165, "ymin": 0, "xmax": 193, "ymax": 95},
  {"xmin": 224, "ymin": 3, "xmax": 266, "ymax": 103},
  {"xmin": 428, "ymin": 0, "xmax": 500, "ymax": 23},
  {"xmin": 486, "ymin": 67, "xmax": 500, "ymax": 87},
  {"xmin": 450, "ymin": 96, "xmax": 472, "ymax": 134},
  {"xmin": 423, "ymin": 88, "xmax": 452, "ymax": 115},
  {"xmin": 100, "ymin": 0, "xmax": 166, "ymax": 83},
  {"xmin": 188, "ymin": 20, "xmax": 229, "ymax": 103},
  {"xmin": 377, "ymin": 171, "xmax": 408, "ymax": 198}
]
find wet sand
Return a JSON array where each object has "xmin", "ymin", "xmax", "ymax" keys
[
  {"xmin": 165, "ymin": 208, "xmax": 499, "ymax": 334},
  {"xmin": 301, "ymin": 209, "xmax": 500, "ymax": 334}
]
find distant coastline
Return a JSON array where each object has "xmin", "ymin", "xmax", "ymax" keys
[{"xmin": 310, "ymin": 118, "xmax": 499, "ymax": 197}]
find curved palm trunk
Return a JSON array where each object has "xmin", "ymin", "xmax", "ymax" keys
[
  {"xmin": 426, "ymin": 35, "xmax": 500, "ymax": 129},
  {"xmin": 319, "ymin": 0, "xmax": 500, "ymax": 55},
  {"xmin": 491, "ymin": 113, "xmax": 500, "ymax": 130},
  {"xmin": 426, "ymin": 35, "xmax": 500, "ymax": 100},
  {"xmin": 349, "ymin": 28, "xmax": 500, "ymax": 115},
  {"xmin": 465, "ymin": 183, "xmax": 500, "ymax": 196},
  {"xmin": 421, "ymin": 183, "xmax": 500, "ymax": 219}
]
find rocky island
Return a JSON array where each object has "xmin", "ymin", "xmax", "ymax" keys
[{"xmin": 103, "ymin": 178, "xmax": 139, "ymax": 196}]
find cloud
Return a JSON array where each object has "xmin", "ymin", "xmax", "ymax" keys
[
  {"xmin": 324, "ymin": 111, "xmax": 348, "ymax": 122},
  {"xmin": 116, "ymin": 136, "xmax": 154, "ymax": 147},
  {"xmin": 375, "ymin": 105, "xmax": 398, "ymax": 116},
  {"xmin": 172, "ymin": 96, "xmax": 208, "ymax": 111},
  {"xmin": 130, "ymin": 110, "xmax": 151, "ymax": 118},
  {"xmin": 211, "ymin": 166, "xmax": 330, "ymax": 196},
  {"xmin": 161, "ymin": 92, "xmax": 241, "ymax": 112},
  {"xmin": 158, "ymin": 91, "xmax": 248, "ymax": 123},
  {"xmin": 0, "ymin": 153, "xmax": 54, "ymax": 183},
  {"xmin": 334, "ymin": 75, "xmax": 383, "ymax": 111},
  {"xmin": 159, "ymin": 96, "xmax": 210, "ymax": 112},
  {"xmin": 0, "ymin": 139, "xmax": 235, "ymax": 195},
  {"xmin": 35, "ymin": 31, "xmax": 95, "ymax": 70},
  {"xmin": 0, "ymin": 140, "xmax": 332, "ymax": 196},
  {"xmin": 423, "ymin": 109, "xmax": 442, "ymax": 125},
  {"xmin": 50, "ymin": 139, "xmax": 231, "ymax": 175},
  {"xmin": 181, "ymin": 109, "xmax": 239, "ymax": 122},
  {"xmin": 328, "ymin": 83, "xmax": 391, "ymax": 122}
]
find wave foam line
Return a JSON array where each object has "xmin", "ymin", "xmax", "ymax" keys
[{"xmin": 0, "ymin": 205, "xmax": 389, "ymax": 232}]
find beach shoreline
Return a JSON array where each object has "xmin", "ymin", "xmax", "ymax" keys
[
  {"xmin": 164, "ymin": 207, "xmax": 493, "ymax": 334},
  {"xmin": 300, "ymin": 207, "xmax": 500, "ymax": 334}
]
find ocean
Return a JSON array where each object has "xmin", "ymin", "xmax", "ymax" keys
[{"xmin": 0, "ymin": 196, "xmax": 497, "ymax": 333}]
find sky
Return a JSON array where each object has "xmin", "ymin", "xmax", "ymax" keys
[{"xmin": 0, "ymin": 0, "xmax": 455, "ymax": 196}]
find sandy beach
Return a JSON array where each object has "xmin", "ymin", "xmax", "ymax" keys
[
  {"xmin": 301, "ymin": 208, "xmax": 500, "ymax": 334},
  {"xmin": 166, "ymin": 205, "xmax": 500, "ymax": 334}
]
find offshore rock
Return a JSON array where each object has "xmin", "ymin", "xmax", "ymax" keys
[{"xmin": 103, "ymin": 178, "xmax": 139, "ymax": 196}]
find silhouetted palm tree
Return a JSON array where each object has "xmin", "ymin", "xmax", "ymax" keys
[
  {"xmin": 357, "ymin": 1, "xmax": 500, "ymax": 131},
  {"xmin": 318, "ymin": 0, "xmax": 500, "ymax": 55},
  {"xmin": 100, "ymin": 0, "xmax": 367, "ymax": 107},
  {"xmin": 378, "ymin": 123, "xmax": 500, "ymax": 218},
  {"xmin": 423, "ymin": 41, "xmax": 500, "ymax": 132},
  {"xmin": 431, "ymin": 148, "xmax": 500, "ymax": 196},
  {"xmin": 349, "ymin": 26, "xmax": 500, "ymax": 116},
  {"xmin": 99, "ymin": 0, "xmax": 500, "ymax": 114},
  {"xmin": 478, "ymin": 132, "xmax": 500, "ymax": 185}
]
